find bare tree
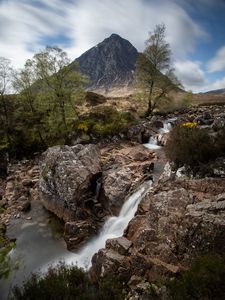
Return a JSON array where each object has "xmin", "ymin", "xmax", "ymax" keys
[{"xmin": 136, "ymin": 24, "xmax": 179, "ymax": 116}]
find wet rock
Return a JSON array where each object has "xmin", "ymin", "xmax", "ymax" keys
[
  {"xmin": 20, "ymin": 200, "xmax": 31, "ymax": 212},
  {"xmin": 92, "ymin": 174, "xmax": 225, "ymax": 284},
  {"xmin": 64, "ymin": 220, "xmax": 98, "ymax": 250},
  {"xmin": 101, "ymin": 144, "xmax": 155, "ymax": 214},
  {"xmin": 39, "ymin": 144, "xmax": 101, "ymax": 222}
]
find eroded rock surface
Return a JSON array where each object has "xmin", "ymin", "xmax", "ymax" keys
[
  {"xmin": 39, "ymin": 144, "xmax": 101, "ymax": 222},
  {"xmin": 91, "ymin": 170, "xmax": 225, "ymax": 289},
  {"xmin": 39, "ymin": 142, "xmax": 156, "ymax": 249}
]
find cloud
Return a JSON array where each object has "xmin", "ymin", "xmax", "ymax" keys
[
  {"xmin": 0, "ymin": 0, "xmax": 207, "ymax": 69},
  {"xmin": 203, "ymin": 77, "xmax": 225, "ymax": 92},
  {"xmin": 207, "ymin": 45, "xmax": 225, "ymax": 72},
  {"xmin": 174, "ymin": 60, "xmax": 206, "ymax": 91},
  {"xmin": 64, "ymin": 0, "xmax": 207, "ymax": 61}
]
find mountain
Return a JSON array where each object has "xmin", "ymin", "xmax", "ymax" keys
[
  {"xmin": 204, "ymin": 88, "xmax": 225, "ymax": 95},
  {"xmin": 71, "ymin": 34, "xmax": 138, "ymax": 91}
]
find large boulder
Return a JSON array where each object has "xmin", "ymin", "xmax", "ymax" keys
[
  {"xmin": 39, "ymin": 144, "xmax": 101, "ymax": 222},
  {"xmin": 100, "ymin": 143, "xmax": 156, "ymax": 215}
]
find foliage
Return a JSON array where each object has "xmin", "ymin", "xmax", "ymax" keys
[
  {"xmin": 12, "ymin": 262, "xmax": 126, "ymax": 300},
  {"xmin": 0, "ymin": 241, "xmax": 16, "ymax": 279},
  {"xmin": 0, "ymin": 47, "xmax": 86, "ymax": 157},
  {"xmin": 135, "ymin": 24, "xmax": 180, "ymax": 116},
  {"xmin": 165, "ymin": 125, "xmax": 217, "ymax": 168},
  {"xmin": 74, "ymin": 106, "xmax": 137, "ymax": 138},
  {"xmin": 181, "ymin": 122, "xmax": 198, "ymax": 128},
  {"xmin": 167, "ymin": 254, "xmax": 225, "ymax": 300},
  {"xmin": 181, "ymin": 92, "xmax": 193, "ymax": 107}
]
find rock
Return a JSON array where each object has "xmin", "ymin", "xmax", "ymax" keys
[
  {"xmin": 22, "ymin": 179, "xmax": 33, "ymax": 187},
  {"xmin": 85, "ymin": 91, "xmax": 106, "ymax": 106},
  {"xmin": 39, "ymin": 144, "xmax": 101, "ymax": 222},
  {"xmin": 91, "ymin": 175, "xmax": 225, "ymax": 284},
  {"xmin": 64, "ymin": 220, "xmax": 98, "ymax": 250},
  {"xmin": 91, "ymin": 248, "xmax": 130, "ymax": 281},
  {"xmin": 213, "ymin": 118, "xmax": 225, "ymax": 130},
  {"xmin": 106, "ymin": 237, "xmax": 132, "ymax": 256},
  {"xmin": 101, "ymin": 144, "xmax": 155, "ymax": 214},
  {"xmin": 20, "ymin": 200, "xmax": 31, "ymax": 212}
]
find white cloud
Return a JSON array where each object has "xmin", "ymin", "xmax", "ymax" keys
[
  {"xmin": 174, "ymin": 60, "xmax": 206, "ymax": 91},
  {"xmin": 202, "ymin": 77, "xmax": 225, "ymax": 92},
  {"xmin": 208, "ymin": 45, "xmax": 225, "ymax": 72},
  {"xmin": 0, "ymin": 0, "xmax": 207, "ymax": 69}
]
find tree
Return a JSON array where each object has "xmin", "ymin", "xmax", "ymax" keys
[
  {"xmin": 136, "ymin": 24, "xmax": 179, "ymax": 116},
  {"xmin": 13, "ymin": 59, "xmax": 46, "ymax": 145},
  {"xmin": 31, "ymin": 47, "xmax": 86, "ymax": 138},
  {"xmin": 0, "ymin": 57, "xmax": 13, "ymax": 147}
]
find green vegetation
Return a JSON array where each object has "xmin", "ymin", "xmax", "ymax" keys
[
  {"xmin": 12, "ymin": 262, "xmax": 126, "ymax": 300},
  {"xmin": 0, "ymin": 47, "xmax": 86, "ymax": 158},
  {"xmin": 167, "ymin": 254, "xmax": 225, "ymax": 300},
  {"xmin": 0, "ymin": 241, "xmax": 16, "ymax": 279},
  {"xmin": 165, "ymin": 124, "xmax": 225, "ymax": 168},
  {"xmin": 135, "ymin": 24, "xmax": 180, "ymax": 116},
  {"xmin": 74, "ymin": 106, "xmax": 137, "ymax": 138}
]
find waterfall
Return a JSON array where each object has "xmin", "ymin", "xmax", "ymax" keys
[
  {"xmin": 144, "ymin": 136, "xmax": 162, "ymax": 150},
  {"xmin": 62, "ymin": 180, "xmax": 152, "ymax": 269},
  {"xmin": 144, "ymin": 118, "xmax": 176, "ymax": 149}
]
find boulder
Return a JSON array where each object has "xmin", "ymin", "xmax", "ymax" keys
[
  {"xmin": 39, "ymin": 144, "xmax": 101, "ymax": 222},
  {"xmin": 64, "ymin": 220, "xmax": 98, "ymax": 250},
  {"xmin": 85, "ymin": 91, "xmax": 106, "ymax": 106},
  {"xmin": 100, "ymin": 144, "xmax": 155, "ymax": 214}
]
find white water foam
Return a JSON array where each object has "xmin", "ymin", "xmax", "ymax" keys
[
  {"xmin": 48, "ymin": 180, "xmax": 152, "ymax": 270},
  {"xmin": 144, "ymin": 136, "xmax": 162, "ymax": 150}
]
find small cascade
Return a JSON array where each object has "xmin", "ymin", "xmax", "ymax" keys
[
  {"xmin": 144, "ymin": 136, "xmax": 162, "ymax": 150},
  {"xmin": 144, "ymin": 118, "xmax": 177, "ymax": 150},
  {"xmin": 59, "ymin": 180, "xmax": 153, "ymax": 270}
]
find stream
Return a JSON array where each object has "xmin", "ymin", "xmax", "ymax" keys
[{"xmin": 0, "ymin": 119, "xmax": 172, "ymax": 300}]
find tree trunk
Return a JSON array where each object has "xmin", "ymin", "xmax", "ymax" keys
[
  {"xmin": 1, "ymin": 94, "xmax": 12, "ymax": 147},
  {"xmin": 146, "ymin": 81, "xmax": 154, "ymax": 117}
]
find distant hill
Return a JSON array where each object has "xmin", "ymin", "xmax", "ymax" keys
[
  {"xmin": 204, "ymin": 88, "xmax": 225, "ymax": 95},
  {"xmin": 71, "ymin": 34, "xmax": 138, "ymax": 91}
]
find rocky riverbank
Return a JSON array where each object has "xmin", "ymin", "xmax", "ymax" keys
[
  {"xmin": 39, "ymin": 142, "xmax": 157, "ymax": 250},
  {"xmin": 1, "ymin": 103, "xmax": 225, "ymax": 299}
]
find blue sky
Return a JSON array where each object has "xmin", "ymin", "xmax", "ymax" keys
[{"xmin": 0, "ymin": 0, "xmax": 225, "ymax": 92}]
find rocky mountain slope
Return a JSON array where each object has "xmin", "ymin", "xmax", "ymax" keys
[
  {"xmin": 71, "ymin": 34, "xmax": 138, "ymax": 91},
  {"xmin": 204, "ymin": 88, "xmax": 225, "ymax": 95}
]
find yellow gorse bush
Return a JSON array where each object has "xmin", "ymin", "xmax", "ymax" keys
[
  {"xmin": 181, "ymin": 122, "xmax": 198, "ymax": 128},
  {"xmin": 77, "ymin": 122, "xmax": 89, "ymax": 132}
]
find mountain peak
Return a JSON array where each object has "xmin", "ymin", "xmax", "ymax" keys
[
  {"xmin": 108, "ymin": 33, "xmax": 123, "ymax": 39},
  {"xmin": 73, "ymin": 34, "xmax": 138, "ymax": 90}
]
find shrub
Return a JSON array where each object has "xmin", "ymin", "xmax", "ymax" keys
[
  {"xmin": 12, "ymin": 262, "xmax": 126, "ymax": 300},
  {"xmin": 165, "ymin": 125, "xmax": 216, "ymax": 168},
  {"xmin": 167, "ymin": 254, "xmax": 225, "ymax": 300},
  {"xmin": 74, "ymin": 106, "xmax": 137, "ymax": 138}
]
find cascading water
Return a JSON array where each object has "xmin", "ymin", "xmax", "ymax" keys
[
  {"xmin": 144, "ymin": 136, "xmax": 162, "ymax": 150},
  {"xmin": 60, "ymin": 180, "xmax": 152, "ymax": 269},
  {"xmin": 144, "ymin": 118, "xmax": 176, "ymax": 149}
]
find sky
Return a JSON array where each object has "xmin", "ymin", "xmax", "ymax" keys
[{"xmin": 0, "ymin": 0, "xmax": 225, "ymax": 93}]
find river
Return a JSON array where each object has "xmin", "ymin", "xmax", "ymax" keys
[{"xmin": 0, "ymin": 119, "xmax": 171, "ymax": 299}]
